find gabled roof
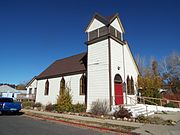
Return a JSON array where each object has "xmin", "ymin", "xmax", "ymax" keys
[
  {"xmin": 85, "ymin": 13, "xmax": 124, "ymax": 33},
  {"xmin": 0, "ymin": 85, "xmax": 20, "ymax": 93},
  {"xmin": 36, "ymin": 52, "xmax": 87, "ymax": 80},
  {"xmin": 26, "ymin": 76, "xmax": 37, "ymax": 87}
]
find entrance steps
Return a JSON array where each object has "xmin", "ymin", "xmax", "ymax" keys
[
  {"xmin": 111, "ymin": 104, "xmax": 154, "ymax": 117},
  {"xmin": 112, "ymin": 104, "xmax": 180, "ymax": 118},
  {"xmin": 124, "ymin": 104, "xmax": 154, "ymax": 117}
]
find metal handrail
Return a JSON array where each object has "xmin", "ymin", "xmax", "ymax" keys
[
  {"xmin": 126, "ymin": 95, "xmax": 137, "ymax": 105},
  {"xmin": 138, "ymin": 96, "xmax": 180, "ymax": 108},
  {"xmin": 137, "ymin": 96, "xmax": 157, "ymax": 106},
  {"xmin": 112, "ymin": 95, "xmax": 157, "ymax": 115}
]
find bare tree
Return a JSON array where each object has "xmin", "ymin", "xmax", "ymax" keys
[
  {"xmin": 159, "ymin": 52, "xmax": 180, "ymax": 92},
  {"xmin": 135, "ymin": 54, "xmax": 146, "ymax": 76}
]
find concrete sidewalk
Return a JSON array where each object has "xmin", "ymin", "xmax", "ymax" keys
[
  {"xmin": 22, "ymin": 109, "xmax": 180, "ymax": 135},
  {"xmin": 133, "ymin": 121, "xmax": 180, "ymax": 135},
  {"xmin": 133, "ymin": 112, "xmax": 180, "ymax": 135},
  {"xmin": 22, "ymin": 109, "xmax": 143, "ymax": 128}
]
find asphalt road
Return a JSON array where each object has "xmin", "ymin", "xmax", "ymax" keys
[{"xmin": 0, "ymin": 114, "xmax": 117, "ymax": 135}]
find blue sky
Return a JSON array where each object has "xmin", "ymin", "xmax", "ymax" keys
[{"xmin": 0, "ymin": 0, "xmax": 179, "ymax": 84}]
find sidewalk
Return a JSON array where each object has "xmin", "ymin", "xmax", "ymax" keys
[
  {"xmin": 22, "ymin": 109, "xmax": 143, "ymax": 128},
  {"xmin": 134, "ymin": 112, "xmax": 180, "ymax": 135},
  {"xmin": 22, "ymin": 109, "xmax": 180, "ymax": 135}
]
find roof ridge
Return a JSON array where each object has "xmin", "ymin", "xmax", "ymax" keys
[
  {"xmin": 94, "ymin": 12, "xmax": 119, "ymax": 23},
  {"xmin": 56, "ymin": 52, "xmax": 87, "ymax": 62}
]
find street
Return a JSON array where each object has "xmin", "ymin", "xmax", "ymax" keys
[{"xmin": 0, "ymin": 114, "xmax": 117, "ymax": 135}]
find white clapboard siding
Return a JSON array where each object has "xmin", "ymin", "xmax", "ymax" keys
[
  {"xmin": 110, "ymin": 38, "xmax": 125, "ymax": 104},
  {"xmin": 86, "ymin": 18, "xmax": 105, "ymax": 32},
  {"xmin": 36, "ymin": 74, "xmax": 85, "ymax": 105},
  {"xmin": 27, "ymin": 79, "xmax": 37, "ymax": 95},
  {"xmin": 110, "ymin": 18, "xmax": 123, "ymax": 33},
  {"xmin": 124, "ymin": 42, "xmax": 139, "ymax": 95},
  {"xmin": 87, "ymin": 39, "xmax": 110, "ymax": 111}
]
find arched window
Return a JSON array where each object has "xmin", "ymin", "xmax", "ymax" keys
[
  {"xmin": 80, "ymin": 74, "xmax": 87, "ymax": 95},
  {"xmin": 126, "ymin": 76, "xmax": 131, "ymax": 94},
  {"xmin": 131, "ymin": 77, "xmax": 134, "ymax": 95},
  {"xmin": 44, "ymin": 80, "xmax": 49, "ymax": 95},
  {"xmin": 60, "ymin": 77, "xmax": 65, "ymax": 94},
  {"xmin": 114, "ymin": 74, "xmax": 122, "ymax": 84}
]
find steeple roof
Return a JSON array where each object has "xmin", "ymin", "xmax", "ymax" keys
[{"xmin": 85, "ymin": 13, "xmax": 124, "ymax": 33}]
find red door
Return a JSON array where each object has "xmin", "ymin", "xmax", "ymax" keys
[{"xmin": 115, "ymin": 83, "xmax": 123, "ymax": 105}]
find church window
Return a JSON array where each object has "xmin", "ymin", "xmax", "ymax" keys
[
  {"xmin": 131, "ymin": 77, "xmax": 135, "ymax": 95},
  {"xmin": 127, "ymin": 76, "xmax": 131, "ymax": 94},
  {"xmin": 60, "ymin": 77, "xmax": 65, "ymax": 94},
  {"xmin": 44, "ymin": 80, "xmax": 49, "ymax": 95},
  {"xmin": 80, "ymin": 74, "xmax": 87, "ymax": 95},
  {"xmin": 29, "ymin": 88, "xmax": 32, "ymax": 94}
]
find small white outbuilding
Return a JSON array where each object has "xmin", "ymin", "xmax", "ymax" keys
[{"xmin": 0, "ymin": 85, "xmax": 26, "ymax": 100}]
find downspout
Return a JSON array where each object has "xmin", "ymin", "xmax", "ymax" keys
[
  {"xmin": 122, "ymin": 43, "xmax": 127, "ymax": 105},
  {"xmin": 108, "ymin": 37, "xmax": 112, "ymax": 111}
]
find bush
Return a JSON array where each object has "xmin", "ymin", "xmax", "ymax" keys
[
  {"xmin": 114, "ymin": 106, "xmax": 132, "ymax": 119},
  {"xmin": 56, "ymin": 85, "xmax": 73, "ymax": 113},
  {"xmin": 90, "ymin": 99, "xmax": 109, "ymax": 115},
  {"xmin": 72, "ymin": 103, "xmax": 86, "ymax": 113},
  {"xmin": 45, "ymin": 103, "xmax": 56, "ymax": 112},
  {"xmin": 164, "ymin": 102, "xmax": 176, "ymax": 108},
  {"xmin": 22, "ymin": 101, "xmax": 35, "ymax": 108},
  {"xmin": 136, "ymin": 115, "xmax": 151, "ymax": 123},
  {"xmin": 33, "ymin": 102, "xmax": 42, "ymax": 108}
]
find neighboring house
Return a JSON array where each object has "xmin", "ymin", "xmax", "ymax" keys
[
  {"xmin": 0, "ymin": 85, "xmax": 27, "ymax": 100},
  {"xmin": 25, "ymin": 76, "xmax": 37, "ymax": 101},
  {"xmin": 27, "ymin": 13, "xmax": 139, "ymax": 111}
]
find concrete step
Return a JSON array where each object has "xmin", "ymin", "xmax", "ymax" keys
[{"xmin": 124, "ymin": 104, "xmax": 155, "ymax": 117}]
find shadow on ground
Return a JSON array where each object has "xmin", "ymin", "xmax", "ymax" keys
[{"xmin": 0, "ymin": 111, "xmax": 24, "ymax": 116}]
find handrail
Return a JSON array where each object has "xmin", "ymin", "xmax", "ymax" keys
[
  {"xmin": 126, "ymin": 95, "xmax": 137, "ymax": 105},
  {"xmin": 137, "ymin": 96, "xmax": 157, "ymax": 106},
  {"xmin": 111, "ymin": 95, "xmax": 180, "ymax": 116},
  {"xmin": 112, "ymin": 95, "xmax": 158, "ymax": 115},
  {"xmin": 138, "ymin": 96, "xmax": 180, "ymax": 107}
]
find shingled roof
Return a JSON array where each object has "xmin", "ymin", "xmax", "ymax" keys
[{"xmin": 36, "ymin": 52, "xmax": 87, "ymax": 80}]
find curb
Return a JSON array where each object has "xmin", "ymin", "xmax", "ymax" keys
[{"xmin": 24, "ymin": 111, "xmax": 139, "ymax": 135}]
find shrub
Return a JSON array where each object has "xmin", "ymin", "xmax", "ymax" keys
[
  {"xmin": 56, "ymin": 85, "xmax": 73, "ymax": 113},
  {"xmin": 33, "ymin": 102, "xmax": 42, "ymax": 108},
  {"xmin": 164, "ymin": 102, "xmax": 176, "ymax": 108},
  {"xmin": 136, "ymin": 115, "xmax": 151, "ymax": 123},
  {"xmin": 22, "ymin": 101, "xmax": 35, "ymax": 108},
  {"xmin": 90, "ymin": 99, "xmax": 109, "ymax": 115},
  {"xmin": 45, "ymin": 103, "xmax": 56, "ymax": 112},
  {"xmin": 114, "ymin": 106, "xmax": 132, "ymax": 119},
  {"xmin": 72, "ymin": 103, "xmax": 86, "ymax": 113}
]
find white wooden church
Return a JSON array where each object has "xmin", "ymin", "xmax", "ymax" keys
[{"xmin": 27, "ymin": 13, "xmax": 139, "ymax": 111}]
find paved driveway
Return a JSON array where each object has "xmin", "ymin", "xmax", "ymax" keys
[{"xmin": 0, "ymin": 115, "xmax": 117, "ymax": 135}]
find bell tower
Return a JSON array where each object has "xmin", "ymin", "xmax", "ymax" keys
[{"xmin": 85, "ymin": 13, "xmax": 126, "ymax": 111}]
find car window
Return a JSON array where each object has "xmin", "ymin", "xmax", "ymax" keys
[{"xmin": 0, "ymin": 98, "xmax": 13, "ymax": 102}]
